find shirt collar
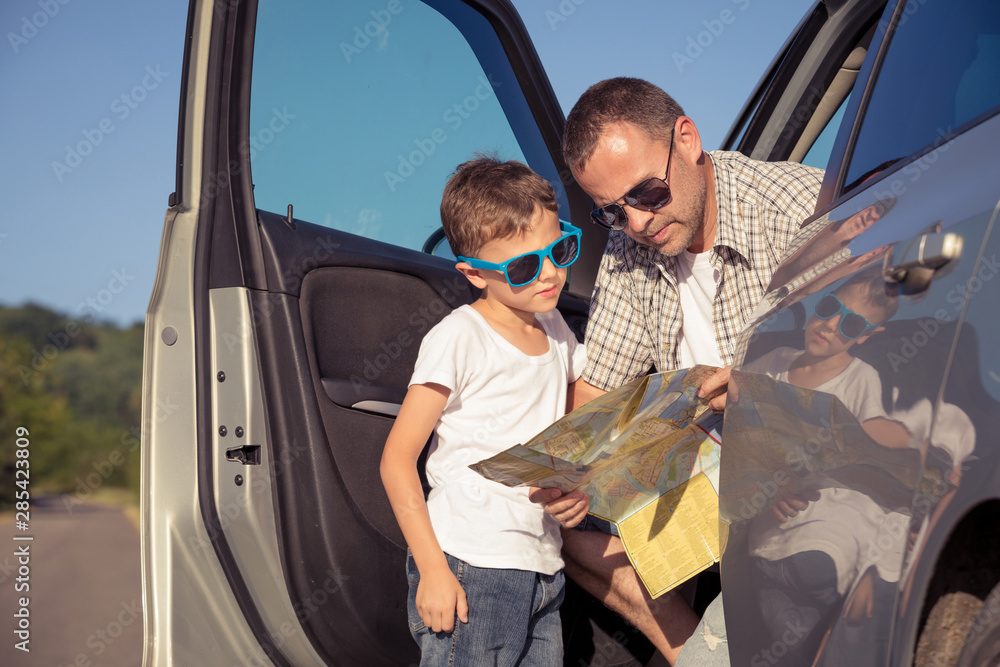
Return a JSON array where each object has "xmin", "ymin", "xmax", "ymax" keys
[
  {"xmin": 707, "ymin": 151, "xmax": 755, "ymax": 265},
  {"xmin": 622, "ymin": 152, "xmax": 755, "ymax": 268}
]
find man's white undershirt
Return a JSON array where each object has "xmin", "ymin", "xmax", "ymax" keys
[{"xmin": 675, "ymin": 249, "xmax": 725, "ymax": 369}]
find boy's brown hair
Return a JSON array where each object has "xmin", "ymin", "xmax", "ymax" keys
[
  {"xmin": 440, "ymin": 155, "xmax": 558, "ymax": 259},
  {"xmin": 838, "ymin": 265, "xmax": 900, "ymax": 324}
]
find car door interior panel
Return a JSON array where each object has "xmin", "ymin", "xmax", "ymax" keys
[
  {"xmin": 242, "ymin": 211, "xmax": 479, "ymax": 663},
  {"xmin": 246, "ymin": 207, "xmax": 613, "ymax": 664}
]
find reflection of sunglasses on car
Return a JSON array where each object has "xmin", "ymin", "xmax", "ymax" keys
[
  {"xmin": 590, "ymin": 129, "xmax": 675, "ymax": 231},
  {"xmin": 813, "ymin": 293, "xmax": 878, "ymax": 339},
  {"xmin": 457, "ymin": 221, "xmax": 581, "ymax": 287}
]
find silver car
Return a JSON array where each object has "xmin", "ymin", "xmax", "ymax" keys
[{"xmin": 141, "ymin": 0, "xmax": 1000, "ymax": 665}]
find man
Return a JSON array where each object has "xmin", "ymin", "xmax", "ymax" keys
[{"xmin": 541, "ymin": 77, "xmax": 825, "ymax": 665}]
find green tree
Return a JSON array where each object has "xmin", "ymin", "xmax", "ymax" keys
[{"xmin": 0, "ymin": 305, "xmax": 144, "ymax": 508}]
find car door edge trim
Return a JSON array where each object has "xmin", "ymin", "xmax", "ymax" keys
[{"xmin": 192, "ymin": 1, "xmax": 294, "ymax": 664}]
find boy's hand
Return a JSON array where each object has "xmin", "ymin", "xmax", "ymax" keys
[
  {"xmin": 771, "ymin": 489, "xmax": 821, "ymax": 522},
  {"xmin": 416, "ymin": 565, "xmax": 468, "ymax": 633},
  {"xmin": 529, "ymin": 487, "xmax": 590, "ymax": 528},
  {"xmin": 844, "ymin": 569, "xmax": 876, "ymax": 624},
  {"xmin": 697, "ymin": 366, "xmax": 731, "ymax": 412}
]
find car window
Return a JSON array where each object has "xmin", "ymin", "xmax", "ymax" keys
[
  {"xmin": 801, "ymin": 94, "xmax": 850, "ymax": 169},
  {"xmin": 843, "ymin": 0, "xmax": 1000, "ymax": 191},
  {"xmin": 248, "ymin": 0, "xmax": 562, "ymax": 254}
]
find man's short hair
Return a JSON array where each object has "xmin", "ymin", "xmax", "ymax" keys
[
  {"xmin": 563, "ymin": 77, "xmax": 685, "ymax": 174},
  {"xmin": 440, "ymin": 155, "xmax": 558, "ymax": 259}
]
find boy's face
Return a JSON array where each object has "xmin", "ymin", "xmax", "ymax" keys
[
  {"xmin": 461, "ymin": 207, "xmax": 567, "ymax": 314},
  {"xmin": 804, "ymin": 283, "xmax": 885, "ymax": 358}
]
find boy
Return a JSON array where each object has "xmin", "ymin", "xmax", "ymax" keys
[{"xmin": 380, "ymin": 157, "xmax": 587, "ymax": 665}]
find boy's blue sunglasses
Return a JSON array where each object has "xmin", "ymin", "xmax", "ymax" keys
[
  {"xmin": 814, "ymin": 294, "xmax": 877, "ymax": 339},
  {"xmin": 457, "ymin": 222, "xmax": 582, "ymax": 287}
]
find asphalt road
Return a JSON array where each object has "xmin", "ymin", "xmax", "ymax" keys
[{"xmin": 0, "ymin": 496, "xmax": 143, "ymax": 666}]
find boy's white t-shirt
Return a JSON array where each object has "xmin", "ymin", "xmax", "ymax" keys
[
  {"xmin": 743, "ymin": 346, "xmax": 886, "ymax": 423},
  {"xmin": 410, "ymin": 304, "xmax": 587, "ymax": 575},
  {"xmin": 744, "ymin": 346, "xmax": 901, "ymax": 592},
  {"xmin": 675, "ymin": 250, "xmax": 724, "ymax": 368}
]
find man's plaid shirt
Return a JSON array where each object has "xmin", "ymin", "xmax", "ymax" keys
[{"xmin": 582, "ymin": 151, "xmax": 825, "ymax": 391}]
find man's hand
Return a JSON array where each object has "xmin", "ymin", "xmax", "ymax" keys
[
  {"xmin": 697, "ymin": 365, "xmax": 732, "ymax": 412},
  {"xmin": 415, "ymin": 565, "xmax": 468, "ymax": 633},
  {"xmin": 529, "ymin": 487, "xmax": 590, "ymax": 528}
]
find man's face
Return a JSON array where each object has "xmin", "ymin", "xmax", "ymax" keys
[
  {"xmin": 574, "ymin": 121, "xmax": 707, "ymax": 256},
  {"xmin": 832, "ymin": 204, "xmax": 881, "ymax": 243}
]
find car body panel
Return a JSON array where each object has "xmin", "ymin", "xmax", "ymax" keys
[{"xmin": 721, "ymin": 79, "xmax": 1000, "ymax": 667}]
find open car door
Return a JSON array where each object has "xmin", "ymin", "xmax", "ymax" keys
[
  {"xmin": 141, "ymin": 0, "xmax": 927, "ymax": 664},
  {"xmin": 137, "ymin": 0, "xmax": 655, "ymax": 665}
]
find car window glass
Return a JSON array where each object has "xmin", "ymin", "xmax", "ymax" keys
[
  {"xmin": 801, "ymin": 94, "xmax": 850, "ymax": 169},
  {"xmin": 843, "ymin": 0, "xmax": 1000, "ymax": 191},
  {"xmin": 249, "ymin": 0, "xmax": 552, "ymax": 254}
]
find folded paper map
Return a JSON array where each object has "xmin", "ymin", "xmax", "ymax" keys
[{"xmin": 470, "ymin": 366, "xmax": 724, "ymax": 598}]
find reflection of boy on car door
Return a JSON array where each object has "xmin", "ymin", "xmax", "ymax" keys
[{"xmin": 742, "ymin": 267, "xmax": 906, "ymax": 664}]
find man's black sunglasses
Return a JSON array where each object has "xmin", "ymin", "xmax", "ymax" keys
[{"xmin": 590, "ymin": 129, "xmax": 674, "ymax": 231}]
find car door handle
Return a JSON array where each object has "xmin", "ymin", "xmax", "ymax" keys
[
  {"xmin": 883, "ymin": 232, "xmax": 963, "ymax": 293},
  {"xmin": 321, "ymin": 378, "xmax": 405, "ymax": 417},
  {"xmin": 350, "ymin": 400, "xmax": 402, "ymax": 417}
]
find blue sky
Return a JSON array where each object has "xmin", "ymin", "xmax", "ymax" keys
[{"xmin": 0, "ymin": 0, "xmax": 814, "ymax": 327}]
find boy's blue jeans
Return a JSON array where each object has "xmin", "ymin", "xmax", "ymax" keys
[{"xmin": 406, "ymin": 551, "xmax": 565, "ymax": 666}]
